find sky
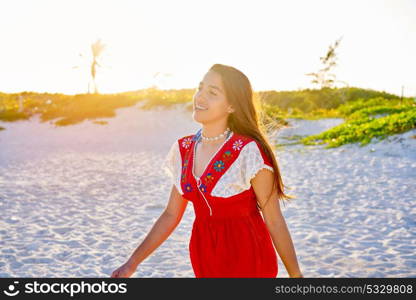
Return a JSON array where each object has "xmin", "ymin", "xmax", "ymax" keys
[{"xmin": 0, "ymin": 0, "xmax": 415, "ymax": 97}]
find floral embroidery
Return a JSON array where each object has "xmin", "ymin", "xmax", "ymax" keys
[
  {"xmin": 221, "ymin": 150, "xmax": 233, "ymax": 162},
  {"xmin": 232, "ymin": 139, "xmax": 243, "ymax": 151},
  {"xmin": 182, "ymin": 159, "xmax": 189, "ymax": 171},
  {"xmin": 181, "ymin": 159, "xmax": 189, "ymax": 183},
  {"xmin": 199, "ymin": 183, "xmax": 207, "ymax": 193},
  {"xmin": 178, "ymin": 133, "xmax": 252, "ymax": 197},
  {"xmin": 213, "ymin": 160, "xmax": 225, "ymax": 172},
  {"xmin": 184, "ymin": 183, "xmax": 193, "ymax": 192},
  {"xmin": 204, "ymin": 172, "xmax": 214, "ymax": 184},
  {"xmin": 181, "ymin": 137, "xmax": 192, "ymax": 149}
]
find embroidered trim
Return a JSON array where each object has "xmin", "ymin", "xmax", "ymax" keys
[
  {"xmin": 177, "ymin": 133, "xmax": 274, "ymax": 201},
  {"xmin": 181, "ymin": 137, "xmax": 192, "ymax": 149},
  {"xmin": 232, "ymin": 139, "xmax": 243, "ymax": 151},
  {"xmin": 210, "ymin": 140, "xmax": 275, "ymax": 198},
  {"xmin": 196, "ymin": 133, "xmax": 248, "ymax": 196},
  {"xmin": 213, "ymin": 160, "xmax": 225, "ymax": 172}
]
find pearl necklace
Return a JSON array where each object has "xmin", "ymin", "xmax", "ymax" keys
[{"xmin": 201, "ymin": 127, "xmax": 231, "ymax": 142}]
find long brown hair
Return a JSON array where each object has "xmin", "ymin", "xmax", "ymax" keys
[{"xmin": 209, "ymin": 63, "xmax": 295, "ymax": 210}]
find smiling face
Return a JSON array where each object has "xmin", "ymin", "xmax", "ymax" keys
[{"xmin": 192, "ymin": 70, "xmax": 234, "ymax": 125}]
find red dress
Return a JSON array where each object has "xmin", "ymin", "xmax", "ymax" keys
[{"xmin": 174, "ymin": 130, "xmax": 278, "ymax": 278}]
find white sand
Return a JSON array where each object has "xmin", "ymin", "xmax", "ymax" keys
[{"xmin": 0, "ymin": 102, "xmax": 415, "ymax": 278}]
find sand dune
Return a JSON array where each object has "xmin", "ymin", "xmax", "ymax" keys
[{"xmin": 0, "ymin": 103, "xmax": 415, "ymax": 277}]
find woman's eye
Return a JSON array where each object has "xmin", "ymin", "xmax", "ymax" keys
[{"xmin": 197, "ymin": 87, "xmax": 216, "ymax": 96}]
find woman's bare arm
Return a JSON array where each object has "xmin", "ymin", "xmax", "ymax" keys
[
  {"xmin": 251, "ymin": 169, "xmax": 304, "ymax": 278},
  {"xmin": 127, "ymin": 185, "xmax": 189, "ymax": 268}
]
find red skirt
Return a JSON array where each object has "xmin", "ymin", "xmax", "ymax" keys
[{"xmin": 189, "ymin": 210, "xmax": 278, "ymax": 278}]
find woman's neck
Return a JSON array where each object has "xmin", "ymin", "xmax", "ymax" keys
[{"xmin": 201, "ymin": 124, "xmax": 228, "ymax": 138}]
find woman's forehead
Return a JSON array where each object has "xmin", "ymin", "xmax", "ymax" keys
[{"xmin": 201, "ymin": 72, "xmax": 224, "ymax": 92}]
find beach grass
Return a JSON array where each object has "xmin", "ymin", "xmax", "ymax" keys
[
  {"xmin": 0, "ymin": 87, "xmax": 414, "ymax": 148},
  {"xmin": 301, "ymin": 97, "xmax": 416, "ymax": 148}
]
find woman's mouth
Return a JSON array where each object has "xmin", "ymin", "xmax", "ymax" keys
[{"xmin": 195, "ymin": 104, "xmax": 208, "ymax": 111}]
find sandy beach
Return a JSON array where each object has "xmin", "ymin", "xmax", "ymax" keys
[{"xmin": 0, "ymin": 102, "xmax": 415, "ymax": 278}]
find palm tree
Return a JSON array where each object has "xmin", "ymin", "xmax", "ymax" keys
[
  {"xmin": 89, "ymin": 39, "xmax": 106, "ymax": 94},
  {"xmin": 72, "ymin": 38, "xmax": 107, "ymax": 94}
]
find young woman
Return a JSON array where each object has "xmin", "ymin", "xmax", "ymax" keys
[{"xmin": 111, "ymin": 64, "xmax": 303, "ymax": 278}]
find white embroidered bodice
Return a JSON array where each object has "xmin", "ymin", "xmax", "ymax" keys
[{"xmin": 163, "ymin": 137, "xmax": 274, "ymax": 198}]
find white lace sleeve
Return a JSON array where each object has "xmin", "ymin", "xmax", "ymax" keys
[
  {"xmin": 243, "ymin": 141, "xmax": 274, "ymax": 187},
  {"xmin": 211, "ymin": 141, "xmax": 274, "ymax": 198},
  {"xmin": 162, "ymin": 141, "xmax": 184, "ymax": 195}
]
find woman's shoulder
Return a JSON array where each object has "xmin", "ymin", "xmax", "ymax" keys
[{"xmin": 232, "ymin": 133, "xmax": 273, "ymax": 166}]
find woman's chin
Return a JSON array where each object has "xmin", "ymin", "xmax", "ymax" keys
[
  {"xmin": 192, "ymin": 112, "xmax": 205, "ymax": 122},
  {"xmin": 192, "ymin": 114, "xmax": 206, "ymax": 125}
]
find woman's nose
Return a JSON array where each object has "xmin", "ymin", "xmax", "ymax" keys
[{"xmin": 194, "ymin": 92, "xmax": 206, "ymax": 104}]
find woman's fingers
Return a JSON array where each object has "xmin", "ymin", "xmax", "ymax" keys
[{"xmin": 111, "ymin": 262, "xmax": 134, "ymax": 278}]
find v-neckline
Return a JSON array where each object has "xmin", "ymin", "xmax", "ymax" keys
[{"xmin": 192, "ymin": 131, "xmax": 234, "ymax": 180}]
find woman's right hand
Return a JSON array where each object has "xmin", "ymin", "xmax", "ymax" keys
[{"xmin": 110, "ymin": 259, "xmax": 137, "ymax": 278}]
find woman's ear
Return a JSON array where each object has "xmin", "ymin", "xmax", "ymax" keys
[{"xmin": 228, "ymin": 106, "xmax": 235, "ymax": 113}]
